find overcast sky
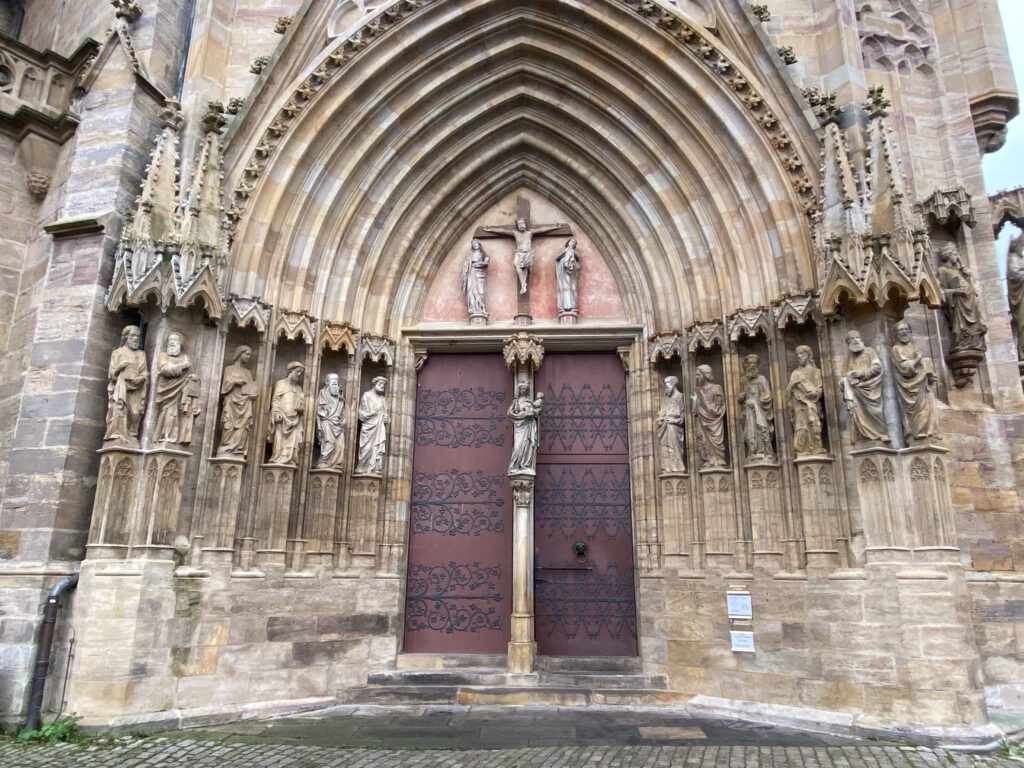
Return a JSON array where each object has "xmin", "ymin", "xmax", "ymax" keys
[{"xmin": 981, "ymin": 0, "xmax": 1023, "ymax": 267}]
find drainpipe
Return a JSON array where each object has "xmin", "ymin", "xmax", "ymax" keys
[{"xmin": 24, "ymin": 573, "xmax": 79, "ymax": 733}]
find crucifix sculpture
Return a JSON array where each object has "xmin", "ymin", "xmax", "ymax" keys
[{"xmin": 475, "ymin": 197, "xmax": 571, "ymax": 295}]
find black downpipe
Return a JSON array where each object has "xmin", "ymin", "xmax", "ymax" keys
[{"xmin": 24, "ymin": 573, "xmax": 79, "ymax": 733}]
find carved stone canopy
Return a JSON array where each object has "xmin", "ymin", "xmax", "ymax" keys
[
  {"xmin": 922, "ymin": 187, "xmax": 976, "ymax": 231},
  {"xmin": 226, "ymin": 294, "xmax": 272, "ymax": 333},
  {"xmin": 503, "ymin": 332, "xmax": 544, "ymax": 370},
  {"xmin": 320, "ymin": 321, "xmax": 358, "ymax": 354},
  {"xmin": 360, "ymin": 334, "xmax": 396, "ymax": 367},
  {"xmin": 274, "ymin": 309, "xmax": 317, "ymax": 347},
  {"xmin": 728, "ymin": 308, "xmax": 772, "ymax": 341},
  {"xmin": 772, "ymin": 294, "xmax": 818, "ymax": 329},
  {"xmin": 687, "ymin": 321, "xmax": 725, "ymax": 352},
  {"xmin": 648, "ymin": 332, "xmax": 685, "ymax": 363}
]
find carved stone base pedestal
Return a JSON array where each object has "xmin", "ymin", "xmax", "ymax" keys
[
  {"xmin": 469, "ymin": 313, "xmax": 488, "ymax": 327},
  {"xmin": 794, "ymin": 456, "xmax": 842, "ymax": 570},
  {"xmin": 306, "ymin": 468, "xmax": 343, "ymax": 568},
  {"xmin": 87, "ymin": 446, "xmax": 190, "ymax": 560},
  {"xmin": 698, "ymin": 467, "xmax": 736, "ymax": 571},
  {"xmin": 851, "ymin": 447, "xmax": 911, "ymax": 564},
  {"xmin": 659, "ymin": 472, "xmax": 693, "ymax": 569},
  {"xmin": 558, "ymin": 310, "xmax": 577, "ymax": 325},
  {"xmin": 904, "ymin": 444, "xmax": 959, "ymax": 563},
  {"xmin": 87, "ymin": 447, "xmax": 143, "ymax": 559},
  {"xmin": 746, "ymin": 462, "xmax": 784, "ymax": 574},
  {"xmin": 134, "ymin": 447, "xmax": 191, "ymax": 558},
  {"xmin": 348, "ymin": 473, "xmax": 382, "ymax": 568},
  {"xmin": 199, "ymin": 456, "xmax": 246, "ymax": 568},
  {"xmin": 514, "ymin": 313, "xmax": 532, "ymax": 326},
  {"xmin": 255, "ymin": 463, "xmax": 296, "ymax": 567}
]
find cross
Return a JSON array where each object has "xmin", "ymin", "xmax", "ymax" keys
[{"xmin": 475, "ymin": 197, "xmax": 572, "ymax": 295}]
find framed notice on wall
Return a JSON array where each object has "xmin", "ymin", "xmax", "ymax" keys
[{"xmin": 730, "ymin": 631, "xmax": 755, "ymax": 653}]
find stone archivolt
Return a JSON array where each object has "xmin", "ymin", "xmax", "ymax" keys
[{"xmin": 223, "ymin": 0, "xmax": 820, "ymax": 329}]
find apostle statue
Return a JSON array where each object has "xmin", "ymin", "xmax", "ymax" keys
[
  {"xmin": 891, "ymin": 321, "xmax": 938, "ymax": 443},
  {"xmin": 555, "ymin": 238, "xmax": 581, "ymax": 317},
  {"xmin": 841, "ymin": 330, "xmax": 889, "ymax": 444},
  {"xmin": 937, "ymin": 244, "xmax": 987, "ymax": 355},
  {"xmin": 787, "ymin": 345, "xmax": 825, "ymax": 456},
  {"xmin": 483, "ymin": 217, "xmax": 563, "ymax": 294},
  {"xmin": 656, "ymin": 375, "xmax": 687, "ymax": 473},
  {"xmin": 216, "ymin": 345, "xmax": 258, "ymax": 457},
  {"xmin": 153, "ymin": 332, "xmax": 201, "ymax": 445},
  {"xmin": 691, "ymin": 364, "xmax": 727, "ymax": 468},
  {"xmin": 462, "ymin": 238, "xmax": 490, "ymax": 318},
  {"xmin": 267, "ymin": 362, "xmax": 306, "ymax": 465},
  {"xmin": 1007, "ymin": 235, "xmax": 1024, "ymax": 360},
  {"xmin": 738, "ymin": 354, "xmax": 775, "ymax": 462},
  {"xmin": 507, "ymin": 382, "xmax": 544, "ymax": 475},
  {"xmin": 355, "ymin": 376, "xmax": 390, "ymax": 475},
  {"xmin": 104, "ymin": 324, "xmax": 149, "ymax": 446},
  {"xmin": 315, "ymin": 373, "xmax": 346, "ymax": 470}
]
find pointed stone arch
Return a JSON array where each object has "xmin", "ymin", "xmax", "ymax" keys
[{"xmin": 224, "ymin": 0, "xmax": 822, "ymax": 334}]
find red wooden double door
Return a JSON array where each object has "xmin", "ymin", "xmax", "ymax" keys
[{"xmin": 403, "ymin": 353, "xmax": 637, "ymax": 657}]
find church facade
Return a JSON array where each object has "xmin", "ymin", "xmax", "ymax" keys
[{"xmin": 2, "ymin": 0, "xmax": 1024, "ymax": 743}]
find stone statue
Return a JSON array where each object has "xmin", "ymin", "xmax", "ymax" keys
[
  {"xmin": 216, "ymin": 345, "xmax": 259, "ymax": 457},
  {"xmin": 738, "ymin": 354, "xmax": 775, "ymax": 462},
  {"xmin": 691, "ymin": 364, "xmax": 727, "ymax": 468},
  {"xmin": 507, "ymin": 382, "xmax": 543, "ymax": 475},
  {"xmin": 787, "ymin": 345, "xmax": 825, "ymax": 456},
  {"xmin": 153, "ymin": 332, "xmax": 201, "ymax": 445},
  {"xmin": 555, "ymin": 238, "xmax": 581, "ymax": 315},
  {"xmin": 462, "ymin": 238, "xmax": 489, "ymax": 318},
  {"xmin": 267, "ymin": 362, "xmax": 306, "ymax": 465},
  {"xmin": 355, "ymin": 376, "xmax": 390, "ymax": 475},
  {"xmin": 1007, "ymin": 235, "xmax": 1024, "ymax": 360},
  {"xmin": 483, "ymin": 217, "xmax": 563, "ymax": 294},
  {"xmin": 656, "ymin": 375, "xmax": 687, "ymax": 473},
  {"xmin": 841, "ymin": 330, "xmax": 889, "ymax": 444},
  {"xmin": 937, "ymin": 244, "xmax": 987, "ymax": 354},
  {"xmin": 104, "ymin": 324, "xmax": 149, "ymax": 446},
  {"xmin": 891, "ymin": 321, "xmax": 938, "ymax": 443},
  {"xmin": 315, "ymin": 373, "xmax": 346, "ymax": 470}
]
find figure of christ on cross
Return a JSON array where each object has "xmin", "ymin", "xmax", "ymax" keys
[{"xmin": 475, "ymin": 198, "xmax": 571, "ymax": 295}]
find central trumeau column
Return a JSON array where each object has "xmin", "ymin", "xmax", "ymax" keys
[{"xmin": 503, "ymin": 332, "xmax": 545, "ymax": 675}]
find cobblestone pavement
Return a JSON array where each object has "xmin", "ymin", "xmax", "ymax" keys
[
  {"xmin": 2, "ymin": 706, "xmax": 1022, "ymax": 767},
  {"xmin": 3, "ymin": 740, "xmax": 1022, "ymax": 768}
]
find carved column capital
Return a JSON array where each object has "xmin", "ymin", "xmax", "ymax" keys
[{"xmin": 503, "ymin": 332, "xmax": 544, "ymax": 370}]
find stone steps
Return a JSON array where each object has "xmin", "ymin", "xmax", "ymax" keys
[{"xmin": 341, "ymin": 661, "xmax": 684, "ymax": 707}]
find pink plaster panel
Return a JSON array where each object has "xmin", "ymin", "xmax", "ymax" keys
[{"xmin": 421, "ymin": 193, "xmax": 626, "ymax": 323}]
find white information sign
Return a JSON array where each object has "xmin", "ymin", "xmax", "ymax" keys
[
  {"xmin": 730, "ymin": 630, "xmax": 755, "ymax": 653},
  {"xmin": 726, "ymin": 593, "xmax": 752, "ymax": 618}
]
